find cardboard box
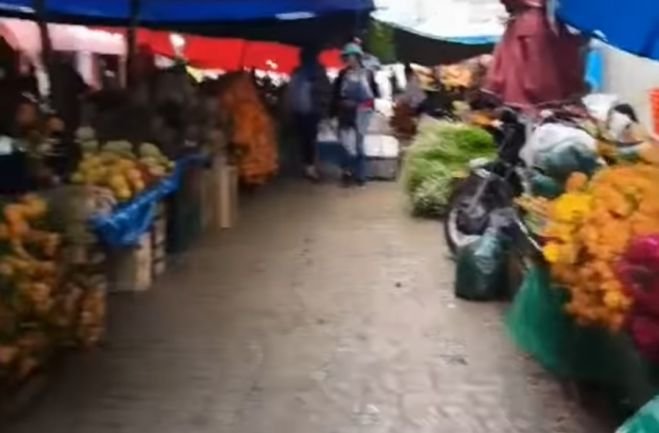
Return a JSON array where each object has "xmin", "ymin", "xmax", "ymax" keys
[
  {"xmin": 201, "ymin": 165, "xmax": 217, "ymax": 232},
  {"xmin": 218, "ymin": 164, "xmax": 238, "ymax": 229},
  {"xmin": 202, "ymin": 155, "xmax": 238, "ymax": 230},
  {"xmin": 108, "ymin": 233, "xmax": 152, "ymax": 293},
  {"xmin": 152, "ymin": 258, "xmax": 166, "ymax": 277},
  {"xmin": 152, "ymin": 216, "xmax": 167, "ymax": 246}
]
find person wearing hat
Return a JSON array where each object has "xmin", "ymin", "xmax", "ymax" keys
[{"xmin": 331, "ymin": 42, "xmax": 380, "ymax": 186}]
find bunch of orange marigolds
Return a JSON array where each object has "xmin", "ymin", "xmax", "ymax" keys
[{"xmin": 532, "ymin": 158, "xmax": 659, "ymax": 331}]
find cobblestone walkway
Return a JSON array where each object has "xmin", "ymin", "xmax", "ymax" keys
[{"xmin": 6, "ymin": 182, "xmax": 607, "ymax": 433}]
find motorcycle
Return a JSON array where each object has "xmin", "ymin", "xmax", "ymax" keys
[
  {"xmin": 443, "ymin": 107, "xmax": 529, "ymax": 255},
  {"xmin": 442, "ymin": 106, "xmax": 593, "ymax": 292}
]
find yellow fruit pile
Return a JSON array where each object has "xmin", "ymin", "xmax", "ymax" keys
[
  {"xmin": 0, "ymin": 196, "xmax": 61, "ymax": 380},
  {"xmin": 541, "ymin": 165, "xmax": 659, "ymax": 330},
  {"xmin": 0, "ymin": 194, "xmax": 106, "ymax": 384},
  {"xmin": 71, "ymin": 142, "xmax": 174, "ymax": 201}
]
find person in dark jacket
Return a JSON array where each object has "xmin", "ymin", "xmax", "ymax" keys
[
  {"xmin": 287, "ymin": 47, "xmax": 331, "ymax": 181},
  {"xmin": 331, "ymin": 42, "xmax": 379, "ymax": 186}
]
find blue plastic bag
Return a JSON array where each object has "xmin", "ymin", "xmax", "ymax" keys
[{"xmin": 617, "ymin": 396, "xmax": 659, "ymax": 433}]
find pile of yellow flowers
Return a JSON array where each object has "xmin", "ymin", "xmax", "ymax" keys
[{"xmin": 540, "ymin": 164, "xmax": 659, "ymax": 330}]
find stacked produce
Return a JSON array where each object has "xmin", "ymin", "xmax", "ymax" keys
[
  {"xmin": 71, "ymin": 128, "xmax": 175, "ymax": 201},
  {"xmin": 401, "ymin": 120, "xmax": 495, "ymax": 217},
  {"xmin": 390, "ymin": 103, "xmax": 417, "ymax": 139},
  {"xmin": 522, "ymin": 155, "xmax": 659, "ymax": 331},
  {"xmin": 439, "ymin": 64, "xmax": 472, "ymax": 91},
  {"xmin": 216, "ymin": 73, "xmax": 278, "ymax": 185},
  {"xmin": 0, "ymin": 193, "xmax": 105, "ymax": 387}
]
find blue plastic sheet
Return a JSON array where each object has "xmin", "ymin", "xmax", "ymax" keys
[
  {"xmin": 442, "ymin": 35, "xmax": 500, "ymax": 45},
  {"xmin": 0, "ymin": 0, "xmax": 373, "ymax": 23},
  {"xmin": 557, "ymin": 0, "xmax": 659, "ymax": 61},
  {"xmin": 585, "ymin": 48, "xmax": 603, "ymax": 92},
  {"xmin": 91, "ymin": 153, "xmax": 206, "ymax": 248}
]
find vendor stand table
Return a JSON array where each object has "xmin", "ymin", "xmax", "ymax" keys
[{"xmin": 507, "ymin": 265, "xmax": 659, "ymax": 416}]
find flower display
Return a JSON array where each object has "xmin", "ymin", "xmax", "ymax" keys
[{"xmin": 538, "ymin": 164, "xmax": 659, "ymax": 330}]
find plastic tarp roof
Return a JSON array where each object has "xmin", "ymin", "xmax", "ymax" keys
[
  {"xmin": 557, "ymin": 0, "xmax": 659, "ymax": 60},
  {"xmin": 0, "ymin": 0, "xmax": 374, "ymax": 23},
  {"xmin": 0, "ymin": 18, "xmax": 125, "ymax": 56},
  {"xmin": 0, "ymin": 1, "xmax": 373, "ymax": 45},
  {"xmin": 371, "ymin": 0, "xmax": 503, "ymax": 64},
  {"xmin": 132, "ymin": 29, "xmax": 343, "ymax": 73},
  {"xmin": 372, "ymin": 0, "xmax": 505, "ymax": 45},
  {"xmin": 393, "ymin": 29, "xmax": 494, "ymax": 65}
]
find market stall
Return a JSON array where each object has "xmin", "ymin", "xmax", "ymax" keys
[
  {"xmin": 0, "ymin": 0, "xmax": 375, "ymax": 413},
  {"xmin": 488, "ymin": 0, "xmax": 659, "ymax": 420}
]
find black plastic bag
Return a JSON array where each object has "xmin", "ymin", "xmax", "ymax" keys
[{"xmin": 454, "ymin": 209, "xmax": 514, "ymax": 301}]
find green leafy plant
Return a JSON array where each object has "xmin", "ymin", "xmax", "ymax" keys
[
  {"xmin": 365, "ymin": 20, "xmax": 396, "ymax": 64},
  {"xmin": 401, "ymin": 120, "xmax": 495, "ymax": 217}
]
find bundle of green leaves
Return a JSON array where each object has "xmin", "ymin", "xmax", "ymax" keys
[{"xmin": 402, "ymin": 120, "xmax": 495, "ymax": 217}]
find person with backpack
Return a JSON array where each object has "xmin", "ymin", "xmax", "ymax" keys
[
  {"xmin": 287, "ymin": 47, "xmax": 331, "ymax": 181},
  {"xmin": 331, "ymin": 42, "xmax": 380, "ymax": 186}
]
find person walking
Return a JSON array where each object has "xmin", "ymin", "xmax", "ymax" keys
[
  {"xmin": 400, "ymin": 63, "xmax": 426, "ymax": 113},
  {"xmin": 332, "ymin": 42, "xmax": 380, "ymax": 186},
  {"xmin": 287, "ymin": 47, "xmax": 331, "ymax": 181}
]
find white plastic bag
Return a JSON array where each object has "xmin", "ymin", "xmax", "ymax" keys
[
  {"xmin": 582, "ymin": 93, "xmax": 619, "ymax": 123},
  {"xmin": 339, "ymin": 128, "xmax": 358, "ymax": 157},
  {"xmin": 364, "ymin": 134, "xmax": 400, "ymax": 158},
  {"xmin": 366, "ymin": 111, "xmax": 392, "ymax": 134},
  {"xmin": 317, "ymin": 120, "xmax": 338, "ymax": 143},
  {"xmin": 520, "ymin": 123, "xmax": 597, "ymax": 168}
]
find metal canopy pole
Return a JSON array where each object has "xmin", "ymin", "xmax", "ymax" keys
[
  {"xmin": 126, "ymin": 0, "xmax": 140, "ymax": 87},
  {"xmin": 34, "ymin": 0, "xmax": 53, "ymax": 98}
]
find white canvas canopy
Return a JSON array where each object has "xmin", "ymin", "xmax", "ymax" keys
[{"xmin": 372, "ymin": 0, "xmax": 505, "ymax": 43}]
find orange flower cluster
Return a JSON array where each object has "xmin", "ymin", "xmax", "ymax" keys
[
  {"xmin": 542, "ymin": 165, "xmax": 659, "ymax": 330},
  {"xmin": 218, "ymin": 73, "xmax": 278, "ymax": 186}
]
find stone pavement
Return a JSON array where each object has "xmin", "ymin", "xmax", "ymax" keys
[{"xmin": 6, "ymin": 182, "xmax": 609, "ymax": 433}]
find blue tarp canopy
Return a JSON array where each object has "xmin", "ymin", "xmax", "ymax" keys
[
  {"xmin": 0, "ymin": 0, "xmax": 374, "ymax": 44},
  {"xmin": 0, "ymin": 0, "xmax": 373, "ymax": 23},
  {"xmin": 557, "ymin": 0, "xmax": 659, "ymax": 60}
]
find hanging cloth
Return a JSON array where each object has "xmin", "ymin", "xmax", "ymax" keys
[{"xmin": 483, "ymin": 0, "xmax": 587, "ymax": 109}]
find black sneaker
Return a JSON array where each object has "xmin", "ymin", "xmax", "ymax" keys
[
  {"xmin": 341, "ymin": 172, "xmax": 353, "ymax": 188},
  {"xmin": 304, "ymin": 166, "xmax": 320, "ymax": 183}
]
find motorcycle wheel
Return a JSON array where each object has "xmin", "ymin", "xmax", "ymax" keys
[{"xmin": 443, "ymin": 175, "xmax": 491, "ymax": 256}]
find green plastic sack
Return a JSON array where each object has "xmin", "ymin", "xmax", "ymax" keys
[
  {"xmin": 617, "ymin": 397, "xmax": 659, "ymax": 433},
  {"xmin": 529, "ymin": 171, "xmax": 563, "ymax": 199},
  {"xmin": 506, "ymin": 265, "xmax": 576, "ymax": 376},
  {"xmin": 508, "ymin": 266, "xmax": 659, "ymax": 412},
  {"xmin": 454, "ymin": 228, "xmax": 508, "ymax": 301},
  {"xmin": 536, "ymin": 142, "xmax": 599, "ymax": 183},
  {"xmin": 617, "ymin": 145, "xmax": 644, "ymax": 162}
]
